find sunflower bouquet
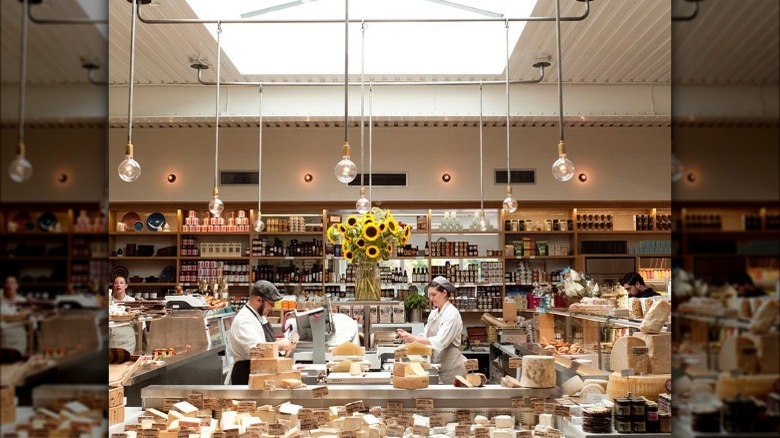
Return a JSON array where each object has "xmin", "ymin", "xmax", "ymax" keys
[{"xmin": 327, "ymin": 207, "xmax": 412, "ymax": 262}]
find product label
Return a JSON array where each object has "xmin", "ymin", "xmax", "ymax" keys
[
  {"xmin": 511, "ymin": 398, "xmax": 523, "ymax": 409},
  {"xmin": 237, "ymin": 401, "xmax": 257, "ymax": 414},
  {"xmin": 508, "ymin": 358, "xmax": 522, "ymax": 369},
  {"xmin": 187, "ymin": 393, "xmax": 204, "ymax": 409},
  {"xmin": 413, "ymin": 425, "xmax": 430, "ymax": 437},
  {"xmin": 339, "ymin": 430, "xmax": 357, "ymax": 438},
  {"xmin": 314, "ymin": 410, "xmax": 330, "ymax": 425},
  {"xmin": 416, "ymin": 398, "xmax": 434, "ymax": 411},
  {"xmin": 455, "ymin": 425, "xmax": 471, "ymax": 437},
  {"xmin": 312, "ymin": 386, "xmax": 329, "ymax": 398},
  {"xmin": 465, "ymin": 359, "xmax": 479, "ymax": 372},
  {"xmin": 345, "ymin": 400, "xmax": 365, "ymax": 414},
  {"xmin": 456, "ymin": 410, "xmax": 471, "ymax": 424},
  {"xmin": 430, "ymin": 414, "xmax": 445, "ymax": 427},
  {"xmin": 203, "ymin": 398, "xmax": 219, "ymax": 411},
  {"xmin": 474, "ymin": 427, "xmax": 488, "ymax": 438},
  {"xmin": 163, "ymin": 399, "xmax": 179, "ymax": 411},
  {"xmin": 268, "ymin": 423, "xmax": 286, "ymax": 436},
  {"xmin": 300, "ymin": 418, "xmax": 318, "ymax": 430},
  {"xmin": 387, "ymin": 425, "xmax": 405, "ymax": 437}
]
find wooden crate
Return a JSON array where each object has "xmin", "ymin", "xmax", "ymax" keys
[
  {"xmin": 108, "ymin": 405, "xmax": 125, "ymax": 425},
  {"xmin": 108, "ymin": 385, "xmax": 124, "ymax": 409}
]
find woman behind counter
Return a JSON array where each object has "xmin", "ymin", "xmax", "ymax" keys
[
  {"xmin": 1, "ymin": 275, "xmax": 29, "ymax": 356},
  {"xmin": 109, "ymin": 275, "xmax": 137, "ymax": 354},
  {"xmin": 397, "ymin": 276, "xmax": 466, "ymax": 385}
]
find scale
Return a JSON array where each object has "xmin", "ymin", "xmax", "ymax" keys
[{"xmin": 164, "ymin": 294, "xmax": 209, "ymax": 310}]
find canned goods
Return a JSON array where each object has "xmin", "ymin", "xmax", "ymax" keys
[
  {"xmin": 614, "ymin": 415, "xmax": 632, "ymax": 433},
  {"xmin": 615, "ymin": 397, "xmax": 632, "ymax": 416},
  {"xmin": 631, "ymin": 398, "xmax": 646, "ymax": 416},
  {"xmin": 659, "ymin": 412, "xmax": 671, "ymax": 433}
]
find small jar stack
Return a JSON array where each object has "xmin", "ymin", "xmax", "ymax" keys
[{"xmin": 582, "ymin": 406, "xmax": 612, "ymax": 433}]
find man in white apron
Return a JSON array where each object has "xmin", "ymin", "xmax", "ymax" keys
[
  {"xmin": 397, "ymin": 276, "xmax": 466, "ymax": 385},
  {"xmin": 109, "ymin": 276, "xmax": 137, "ymax": 354}
]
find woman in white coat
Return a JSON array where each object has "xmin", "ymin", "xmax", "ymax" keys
[
  {"xmin": 109, "ymin": 276, "xmax": 137, "ymax": 354},
  {"xmin": 397, "ymin": 276, "xmax": 466, "ymax": 385}
]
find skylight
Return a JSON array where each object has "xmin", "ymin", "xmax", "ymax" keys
[{"xmin": 185, "ymin": 0, "xmax": 536, "ymax": 76}]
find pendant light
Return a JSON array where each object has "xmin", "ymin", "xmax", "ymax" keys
[
  {"xmin": 118, "ymin": 0, "xmax": 141, "ymax": 182},
  {"xmin": 10, "ymin": 0, "xmax": 32, "ymax": 183},
  {"xmin": 502, "ymin": 21, "xmax": 517, "ymax": 214},
  {"xmin": 551, "ymin": 0, "xmax": 575, "ymax": 182},
  {"xmin": 355, "ymin": 21, "xmax": 370, "ymax": 213},
  {"xmin": 208, "ymin": 22, "xmax": 225, "ymax": 216},
  {"xmin": 334, "ymin": 0, "xmax": 357, "ymax": 184},
  {"xmin": 254, "ymin": 87, "xmax": 266, "ymax": 232},
  {"xmin": 477, "ymin": 83, "xmax": 489, "ymax": 232}
]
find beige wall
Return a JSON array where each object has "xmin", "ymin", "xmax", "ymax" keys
[{"xmin": 107, "ymin": 126, "xmax": 671, "ymax": 204}]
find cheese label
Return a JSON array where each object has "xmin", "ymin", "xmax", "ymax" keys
[
  {"xmin": 298, "ymin": 408, "xmax": 313, "ymax": 419},
  {"xmin": 264, "ymin": 380, "xmax": 277, "ymax": 391},
  {"xmin": 187, "ymin": 393, "xmax": 203, "ymax": 409},
  {"xmin": 312, "ymin": 386, "xmax": 329, "ymax": 398},
  {"xmin": 533, "ymin": 399, "xmax": 545, "ymax": 415},
  {"xmin": 138, "ymin": 430, "xmax": 159, "ymax": 438},
  {"xmin": 203, "ymin": 398, "xmax": 219, "ymax": 410},
  {"xmin": 413, "ymin": 425, "xmax": 430, "ymax": 437},
  {"xmin": 248, "ymin": 424, "xmax": 268, "ymax": 435},
  {"xmin": 583, "ymin": 393, "xmax": 608, "ymax": 403},
  {"xmin": 163, "ymin": 399, "xmax": 179, "ymax": 411},
  {"xmin": 396, "ymin": 415, "xmax": 412, "ymax": 428},
  {"xmin": 224, "ymin": 429, "xmax": 240, "ymax": 438},
  {"xmin": 457, "ymin": 410, "xmax": 471, "ymax": 424},
  {"xmin": 387, "ymin": 425, "xmax": 405, "ymax": 437},
  {"xmin": 511, "ymin": 398, "xmax": 523, "ymax": 409},
  {"xmin": 632, "ymin": 347, "xmax": 649, "ymax": 357},
  {"xmin": 474, "ymin": 427, "xmax": 489, "ymax": 438},
  {"xmin": 237, "ymin": 401, "xmax": 257, "ymax": 414},
  {"xmin": 620, "ymin": 369, "xmax": 634, "ymax": 377},
  {"xmin": 345, "ymin": 400, "xmax": 364, "ymax": 415},
  {"xmin": 339, "ymin": 430, "xmax": 357, "ymax": 438},
  {"xmin": 430, "ymin": 414, "xmax": 445, "ymax": 427},
  {"xmin": 314, "ymin": 410, "xmax": 330, "ymax": 425},
  {"xmin": 300, "ymin": 418, "xmax": 318, "ymax": 430},
  {"xmin": 177, "ymin": 429, "xmax": 196, "ymax": 438},
  {"xmin": 465, "ymin": 359, "xmax": 479, "ymax": 372},
  {"xmin": 268, "ymin": 423, "xmax": 286, "ymax": 436},
  {"xmin": 508, "ymin": 358, "xmax": 522, "ymax": 369},
  {"xmin": 416, "ymin": 398, "xmax": 434, "ymax": 411},
  {"xmin": 212, "ymin": 433, "xmax": 225, "ymax": 438},
  {"xmin": 455, "ymin": 425, "xmax": 471, "ymax": 437},
  {"xmin": 544, "ymin": 403, "xmax": 556, "ymax": 414},
  {"xmin": 125, "ymin": 424, "xmax": 139, "ymax": 431},
  {"xmin": 112, "ymin": 434, "xmax": 128, "ymax": 438},
  {"xmin": 388, "ymin": 401, "xmax": 404, "ymax": 411}
]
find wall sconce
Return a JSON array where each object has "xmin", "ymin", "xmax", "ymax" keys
[
  {"xmin": 303, "ymin": 173, "xmax": 313, "ymax": 183},
  {"xmin": 167, "ymin": 173, "xmax": 177, "ymax": 183},
  {"xmin": 441, "ymin": 173, "xmax": 452, "ymax": 183},
  {"xmin": 686, "ymin": 172, "xmax": 697, "ymax": 183},
  {"xmin": 58, "ymin": 173, "xmax": 68, "ymax": 184},
  {"xmin": 578, "ymin": 173, "xmax": 587, "ymax": 182}
]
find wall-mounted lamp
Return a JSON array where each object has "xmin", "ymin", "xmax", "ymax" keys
[
  {"xmin": 303, "ymin": 173, "xmax": 313, "ymax": 183},
  {"xmin": 578, "ymin": 173, "xmax": 587, "ymax": 182},
  {"xmin": 167, "ymin": 173, "xmax": 177, "ymax": 183},
  {"xmin": 58, "ymin": 173, "xmax": 68, "ymax": 184},
  {"xmin": 441, "ymin": 173, "xmax": 452, "ymax": 183},
  {"xmin": 687, "ymin": 172, "xmax": 697, "ymax": 183}
]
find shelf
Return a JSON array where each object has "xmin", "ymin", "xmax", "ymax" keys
[
  {"xmin": 252, "ymin": 231, "xmax": 322, "ymax": 236},
  {"xmin": 0, "ymin": 256, "xmax": 69, "ymax": 261},
  {"xmin": 109, "ymin": 256, "xmax": 178, "ymax": 261},
  {"xmin": 684, "ymin": 230, "xmax": 779, "ymax": 235},
  {"xmin": 127, "ymin": 282, "xmax": 178, "ymax": 287},
  {"xmin": 71, "ymin": 256, "xmax": 109, "ymax": 261},
  {"xmin": 547, "ymin": 308, "xmax": 668, "ymax": 331},
  {"xmin": 0, "ymin": 232, "xmax": 69, "ymax": 237},
  {"xmin": 181, "ymin": 256, "xmax": 251, "ymax": 261},
  {"xmin": 109, "ymin": 232, "xmax": 178, "ymax": 236},
  {"xmin": 430, "ymin": 256, "xmax": 502, "ymax": 260},
  {"xmin": 459, "ymin": 309, "xmax": 502, "ymax": 313},
  {"xmin": 505, "ymin": 255, "xmax": 575, "ymax": 260},
  {"xmin": 390, "ymin": 256, "xmax": 429, "ymax": 260},
  {"xmin": 505, "ymin": 231, "xmax": 575, "ymax": 235},
  {"xmin": 429, "ymin": 231, "xmax": 500, "ymax": 235},
  {"xmin": 671, "ymin": 312, "xmax": 770, "ymax": 331},
  {"xmin": 71, "ymin": 231, "xmax": 108, "ymax": 236},
  {"xmin": 179, "ymin": 232, "xmax": 249, "ymax": 236},
  {"xmin": 273, "ymin": 282, "xmax": 323, "ymax": 287},
  {"xmin": 577, "ymin": 230, "xmax": 671, "ymax": 235}
]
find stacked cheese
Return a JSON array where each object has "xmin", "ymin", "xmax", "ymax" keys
[
  {"xmin": 248, "ymin": 342, "xmax": 303, "ymax": 389},
  {"xmin": 392, "ymin": 362, "xmax": 429, "ymax": 389},
  {"xmin": 328, "ymin": 342, "xmax": 368, "ymax": 375},
  {"xmin": 3, "ymin": 400, "xmax": 105, "ymax": 436}
]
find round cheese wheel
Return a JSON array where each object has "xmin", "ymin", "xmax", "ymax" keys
[
  {"xmin": 606, "ymin": 372, "xmax": 671, "ymax": 401},
  {"xmin": 582, "ymin": 379, "xmax": 608, "ymax": 389},
  {"xmin": 519, "ymin": 356, "xmax": 556, "ymax": 388},
  {"xmin": 580, "ymin": 383, "xmax": 606, "ymax": 398}
]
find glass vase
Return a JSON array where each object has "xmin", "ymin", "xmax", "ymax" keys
[{"xmin": 355, "ymin": 261, "xmax": 381, "ymax": 301}]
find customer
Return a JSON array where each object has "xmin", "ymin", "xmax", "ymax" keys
[
  {"xmin": 227, "ymin": 280, "xmax": 294, "ymax": 385},
  {"xmin": 1, "ymin": 275, "xmax": 28, "ymax": 356},
  {"xmin": 621, "ymin": 272, "xmax": 660, "ymax": 298},
  {"xmin": 728, "ymin": 272, "xmax": 766, "ymax": 297},
  {"xmin": 109, "ymin": 275, "xmax": 137, "ymax": 354},
  {"xmin": 397, "ymin": 276, "xmax": 466, "ymax": 385}
]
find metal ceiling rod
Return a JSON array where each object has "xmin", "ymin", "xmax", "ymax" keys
[
  {"xmin": 672, "ymin": 0, "xmax": 703, "ymax": 22},
  {"xmin": 190, "ymin": 62, "xmax": 549, "ymax": 87},
  {"xmin": 25, "ymin": 0, "xmax": 109, "ymax": 24},
  {"xmin": 137, "ymin": 0, "xmax": 593, "ymax": 25}
]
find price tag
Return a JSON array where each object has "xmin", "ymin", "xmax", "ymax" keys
[
  {"xmin": 430, "ymin": 415, "xmax": 445, "ymax": 427},
  {"xmin": 416, "ymin": 398, "xmax": 434, "ymax": 411},
  {"xmin": 198, "ymin": 415, "xmax": 212, "ymax": 426},
  {"xmin": 455, "ymin": 425, "xmax": 471, "ymax": 437},
  {"xmin": 388, "ymin": 401, "xmax": 404, "ymax": 411},
  {"xmin": 314, "ymin": 410, "xmax": 330, "ymax": 425},
  {"xmin": 508, "ymin": 358, "xmax": 522, "ymax": 369},
  {"xmin": 312, "ymin": 386, "xmax": 329, "ymax": 398},
  {"xmin": 187, "ymin": 393, "xmax": 204, "ymax": 409},
  {"xmin": 138, "ymin": 430, "xmax": 160, "ymax": 438},
  {"xmin": 203, "ymin": 398, "xmax": 219, "ymax": 411},
  {"xmin": 465, "ymin": 359, "xmax": 479, "ymax": 372},
  {"xmin": 491, "ymin": 409, "xmax": 511, "ymax": 418},
  {"xmin": 221, "ymin": 399, "xmax": 235, "ymax": 409},
  {"xmin": 345, "ymin": 400, "xmax": 365, "ymax": 415},
  {"xmin": 248, "ymin": 424, "xmax": 268, "ymax": 435},
  {"xmin": 511, "ymin": 398, "xmax": 523, "ymax": 409},
  {"xmin": 298, "ymin": 409, "xmax": 313, "ymax": 419},
  {"xmin": 237, "ymin": 401, "xmax": 257, "ymax": 414},
  {"xmin": 264, "ymin": 380, "xmax": 277, "ymax": 391},
  {"xmin": 339, "ymin": 430, "xmax": 357, "ymax": 438},
  {"xmin": 413, "ymin": 425, "xmax": 431, "ymax": 437},
  {"xmin": 163, "ymin": 399, "xmax": 179, "ymax": 412},
  {"xmin": 224, "ymin": 429, "xmax": 240, "ymax": 438},
  {"xmin": 387, "ymin": 425, "xmax": 405, "ymax": 437},
  {"xmin": 300, "ymin": 418, "xmax": 318, "ymax": 431},
  {"xmin": 111, "ymin": 434, "xmax": 128, "ymax": 438},
  {"xmin": 533, "ymin": 400, "xmax": 545, "ymax": 415},
  {"xmin": 583, "ymin": 393, "xmax": 608, "ymax": 404},
  {"xmin": 544, "ymin": 403, "xmax": 556, "ymax": 414},
  {"xmin": 243, "ymin": 430, "xmax": 260, "ymax": 438},
  {"xmin": 396, "ymin": 416, "xmax": 412, "ymax": 428},
  {"xmin": 620, "ymin": 369, "xmax": 634, "ymax": 377},
  {"xmin": 474, "ymin": 427, "xmax": 489, "ymax": 438},
  {"xmin": 211, "ymin": 432, "xmax": 225, "ymax": 438},
  {"xmin": 268, "ymin": 423, "xmax": 286, "ymax": 436},
  {"xmin": 177, "ymin": 429, "xmax": 195, "ymax": 438},
  {"xmin": 124, "ymin": 424, "xmax": 139, "ymax": 432}
]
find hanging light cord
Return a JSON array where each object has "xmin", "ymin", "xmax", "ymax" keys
[
  {"xmin": 17, "ymin": 0, "xmax": 29, "ymax": 147},
  {"xmin": 258, "ymin": 86, "xmax": 263, "ymax": 213},
  {"xmin": 504, "ymin": 20, "xmax": 511, "ymax": 189},
  {"xmin": 555, "ymin": 0, "xmax": 564, "ymax": 142},
  {"xmin": 479, "ymin": 83, "xmax": 484, "ymax": 212},
  {"xmin": 343, "ymin": 0, "xmax": 349, "ymax": 144},
  {"xmin": 360, "ymin": 21, "xmax": 366, "ymax": 188},
  {"xmin": 369, "ymin": 83, "xmax": 373, "ymax": 204},
  {"xmin": 127, "ymin": 0, "xmax": 138, "ymax": 144},
  {"xmin": 214, "ymin": 22, "xmax": 222, "ymax": 191}
]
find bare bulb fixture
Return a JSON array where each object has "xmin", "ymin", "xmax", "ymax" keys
[
  {"xmin": 552, "ymin": 141, "xmax": 574, "ymax": 182},
  {"xmin": 303, "ymin": 173, "xmax": 313, "ymax": 183},
  {"xmin": 335, "ymin": 142, "xmax": 357, "ymax": 183},
  {"xmin": 355, "ymin": 187, "xmax": 370, "ymax": 214},
  {"xmin": 441, "ymin": 173, "xmax": 452, "ymax": 183},
  {"xmin": 118, "ymin": 142, "xmax": 141, "ymax": 182},
  {"xmin": 208, "ymin": 187, "xmax": 224, "ymax": 216},
  {"xmin": 167, "ymin": 173, "xmax": 176, "ymax": 183},
  {"xmin": 9, "ymin": 144, "xmax": 33, "ymax": 183},
  {"xmin": 253, "ymin": 216, "xmax": 266, "ymax": 233},
  {"xmin": 502, "ymin": 186, "xmax": 518, "ymax": 214}
]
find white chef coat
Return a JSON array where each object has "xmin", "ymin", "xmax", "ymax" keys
[
  {"xmin": 1, "ymin": 295, "xmax": 28, "ymax": 355},
  {"xmin": 225, "ymin": 304, "xmax": 276, "ymax": 384},
  {"xmin": 109, "ymin": 294, "xmax": 137, "ymax": 353},
  {"xmin": 423, "ymin": 300, "xmax": 466, "ymax": 384}
]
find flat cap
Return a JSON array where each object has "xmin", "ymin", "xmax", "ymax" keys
[{"xmin": 250, "ymin": 280, "xmax": 283, "ymax": 302}]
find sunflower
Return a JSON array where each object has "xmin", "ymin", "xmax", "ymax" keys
[
  {"xmin": 366, "ymin": 245, "xmax": 381, "ymax": 259},
  {"xmin": 385, "ymin": 243, "xmax": 393, "ymax": 254},
  {"xmin": 404, "ymin": 225, "xmax": 412, "ymax": 239},
  {"xmin": 356, "ymin": 238, "xmax": 366, "ymax": 248},
  {"xmin": 362, "ymin": 223, "xmax": 380, "ymax": 241},
  {"xmin": 362, "ymin": 214, "xmax": 376, "ymax": 225},
  {"xmin": 337, "ymin": 223, "xmax": 347, "ymax": 234},
  {"xmin": 344, "ymin": 250, "xmax": 354, "ymax": 262},
  {"xmin": 387, "ymin": 218, "xmax": 398, "ymax": 233},
  {"xmin": 378, "ymin": 221, "xmax": 387, "ymax": 233},
  {"xmin": 327, "ymin": 225, "xmax": 341, "ymax": 243},
  {"xmin": 346, "ymin": 215, "xmax": 359, "ymax": 227}
]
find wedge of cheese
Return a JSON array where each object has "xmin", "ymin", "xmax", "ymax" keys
[
  {"xmin": 331, "ymin": 342, "xmax": 365, "ymax": 356},
  {"xmin": 251, "ymin": 342, "xmax": 279, "ymax": 359},
  {"xmin": 610, "ymin": 336, "xmax": 647, "ymax": 372},
  {"xmin": 519, "ymin": 356, "xmax": 555, "ymax": 388},
  {"xmin": 251, "ymin": 357, "xmax": 294, "ymax": 374},
  {"xmin": 454, "ymin": 375, "xmax": 474, "ymax": 388},
  {"xmin": 329, "ymin": 360, "xmax": 354, "ymax": 373},
  {"xmin": 718, "ymin": 335, "xmax": 758, "ymax": 373},
  {"xmin": 405, "ymin": 341, "xmax": 432, "ymax": 356},
  {"xmin": 280, "ymin": 378, "xmax": 304, "ymax": 389},
  {"xmin": 392, "ymin": 375, "xmax": 429, "ymax": 389},
  {"xmin": 746, "ymin": 332, "xmax": 780, "ymax": 373},
  {"xmin": 748, "ymin": 299, "xmax": 779, "ymax": 334},
  {"xmin": 349, "ymin": 362, "xmax": 363, "ymax": 376},
  {"xmin": 632, "ymin": 332, "xmax": 671, "ymax": 374},
  {"xmin": 639, "ymin": 299, "xmax": 671, "ymax": 333},
  {"xmin": 561, "ymin": 375, "xmax": 584, "ymax": 396}
]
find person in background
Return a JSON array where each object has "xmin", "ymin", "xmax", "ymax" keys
[
  {"xmin": 728, "ymin": 272, "xmax": 766, "ymax": 297},
  {"xmin": 1, "ymin": 275, "xmax": 28, "ymax": 356},
  {"xmin": 227, "ymin": 280, "xmax": 295, "ymax": 385},
  {"xmin": 109, "ymin": 275, "xmax": 137, "ymax": 354},
  {"xmin": 397, "ymin": 276, "xmax": 466, "ymax": 385},
  {"xmin": 621, "ymin": 272, "xmax": 660, "ymax": 298}
]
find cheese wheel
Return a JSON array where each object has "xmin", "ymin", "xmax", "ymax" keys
[
  {"xmin": 582, "ymin": 379, "xmax": 608, "ymax": 389},
  {"xmin": 715, "ymin": 373, "xmax": 780, "ymax": 401},
  {"xmin": 561, "ymin": 375, "xmax": 585, "ymax": 396},
  {"xmin": 718, "ymin": 335, "xmax": 758, "ymax": 373},
  {"xmin": 749, "ymin": 299, "xmax": 779, "ymax": 334},
  {"xmin": 580, "ymin": 383, "xmax": 606, "ymax": 398},
  {"xmin": 610, "ymin": 336, "xmax": 646, "ymax": 372},
  {"xmin": 606, "ymin": 372, "xmax": 671, "ymax": 401},
  {"xmin": 632, "ymin": 332, "xmax": 672, "ymax": 374},
  {"xmin": 639, "ymin": 299, "xmax": 671, "ymax": 333},
  {"xmin": 454, "ymin": 375, "xmax": 474, "ymax": 388},
  {"xmin": 519, "ymin": 356, "xmax": 556, "ymax": 388}
]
